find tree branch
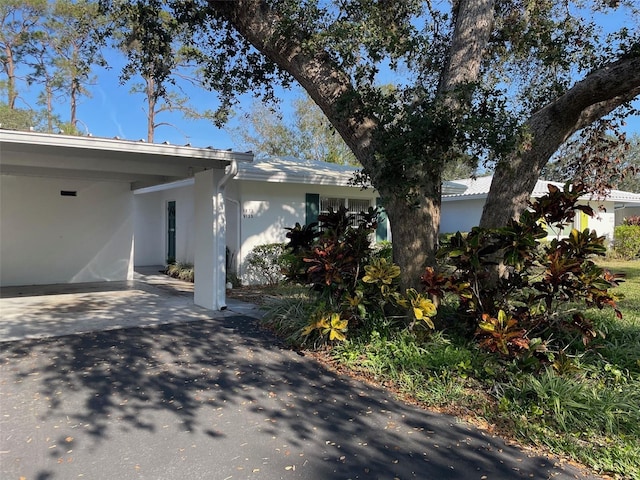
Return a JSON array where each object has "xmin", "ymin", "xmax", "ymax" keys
[
  {"xmin": 207, "ymin": 0, "xmax": 378, "ymax": 164},
  {"xmin": 438, "ymin": 0, "xmax": 495, "ymax": 95},
  {"xmin": 480, "ymin": 52, "xmax": 640, "ymax": 228},
  {"xmin": 529, "ymin": 54, "xmax": 640, "ymax": 160}
]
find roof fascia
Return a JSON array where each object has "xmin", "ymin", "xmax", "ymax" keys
[{"xmin": 0, "ymin": 129, "xmax": 254, "ymax": 165}]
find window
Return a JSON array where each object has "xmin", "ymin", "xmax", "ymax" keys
[
  {"xmin": 305, "ymin": 193, "xmax": 388, "ymax": 241},
  {"xmin": 320, "ymin": 197, "xmax": 372, "ymax": 228}
]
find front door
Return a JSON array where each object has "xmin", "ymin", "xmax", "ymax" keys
[{"xmin": 167, "ymin": 201, "xmax": 176, "ymax": 263}]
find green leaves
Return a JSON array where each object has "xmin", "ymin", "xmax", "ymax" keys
[
  {"xmin": 613, "ymin": 224, "xmax": 640, "ymax": 260},
  {"xmin": 433, "ymin": 181, "xmax": 624, "ymax": 357},
  {"xmin": 302, "ymin": 312, "xmax": 349, "ymax": 342},
  {"xmin": 404, "ymin": 288, "xmax": 436, "ymax": 329},
  {"xmin": 477, "ymin": 310, "xmax": 529, "ymax": 357},
  {"xmin": 362, "ymin": 257, "xmax": 401, "ymax": 288},
  {"xmin": 283, "ymin": 204, "xmax": 441, "ymax": 343}
]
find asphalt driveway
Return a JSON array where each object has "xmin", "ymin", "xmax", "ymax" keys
[{"xmin": 0, "ymin": 309, "xmax": 601, "ymax": 479}]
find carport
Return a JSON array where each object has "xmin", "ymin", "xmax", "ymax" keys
[
  {"xmin": 0, "ymin": 129, "xmax": 253, "ymax": 311},
  {"xmin": 0, "ymin": 266, "xmax": 261, "ymax": 342}
]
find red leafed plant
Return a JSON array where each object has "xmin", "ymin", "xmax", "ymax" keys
[
  {"xmin": 433, "ymin": 182, "xmax": 624, "ymax": 358},
  {"xmin": 477, "ymin": 310, "xmax": 530, "ymax": 357}
]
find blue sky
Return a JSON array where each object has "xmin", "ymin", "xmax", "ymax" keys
[
  {"xmin": 11, "ymin": 7, "xmax": 640, "ymax": 152},
  {"xmin": 67, "ymin": 55, "xmax": 640, "ymax": 152},
  {"xmin": 67, "ymin": 49, "xmax": 246, "ymax": 149}
]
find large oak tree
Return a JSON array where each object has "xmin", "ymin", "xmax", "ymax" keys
[{"xmin": 109, "ymin": 0, "xmax": 640, "ymax": 287}]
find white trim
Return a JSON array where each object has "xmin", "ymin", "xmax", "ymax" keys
[
  {"xmin": 0, "ymin": 129, "xmax": 253, "ymax": 163},
  {"xmin": 134, "ymin": 178, "xmax": 194, "ymax": 195}
]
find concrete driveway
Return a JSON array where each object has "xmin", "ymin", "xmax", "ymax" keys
[
  {"xmin": 0, "ymin": 272, "xmax": 601, "ymax": 479},
  {"xmin": 0, "ymin": 267, "xmax": 259, "ymax": 343}
]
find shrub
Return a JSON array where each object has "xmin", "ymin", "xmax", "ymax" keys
[
  {"xmin": 282, "ymin": 222, "xmax": 320, "ymax": 284},
  {"xmin": 623, "ymin": 215, "xmax": 640, "ymax": 226},
  {"xmin": 438, "ymin": 232, "xmax": 466, "ymax": 247},
  {"xmin": 613, "ymin": 225, "xmax": 640, "ymax": 259},
  {"xmin": 260, "ymin": 294, "xmax": 318, "ymax": 346},
  {"xmin": 164, "ymin": 262, "xmax": 194, "ymax": 282},
  {"xmin": 282, "ymin": 207, "xmax": 437, "ymax": 344},
  {"xmin": 430, "ymin": 182, "xmax": 623, "ymax": 358},
  {"xmin": 245, "ymin": 243, "xmax": 287, "ymax": 285},
  {"xmin": 372, "ymin": 240, "xmax": 393, "ymax": 262}
]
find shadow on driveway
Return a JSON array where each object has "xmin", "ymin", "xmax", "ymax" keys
[
  {"xmin": 0, "ymin": 268, "xmax": 214, "ymax": 343},
  {"xmin": 0, "ymin": 314, "xmax": 601, "ymax": 479}
]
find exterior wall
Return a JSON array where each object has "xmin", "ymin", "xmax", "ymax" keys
[
  {"xmin": 133, "ymin": 190, "xmax": 164, "ymax": 266},
  {"xmin": 545, "ymin": 200, "xmax": 616, "ymax": 244},
  {"xmin": 224, "ymin": 181, "xmax": 242, "ymax": 273},
  {"xmin": 0, "ymin": 175, "xmax": 134, "ymax": 286},
  {"xmin": 615, "ymin": 206, "xmax": 640, "ymax": 225},
  {"xmin": 440, "ymin": 198, "xmax": 485, "ymax": 233},
  {"xmin": 133, "ymin": 183, "xmax": 195, "ymax": 266},
  {"xmin": 440, "ymin": 197, "xmax": 618, "ymax": 245},
  {"xmin": 133, "ymin": 178, "xmax": 381, "ymax": 285},
  {"xmin": 584, "ymin": 200, "xmax": 616, "ymax": 245},
  {"xmin": 234, "ymin": 181, "xmax": 379, "ymax": 284}
]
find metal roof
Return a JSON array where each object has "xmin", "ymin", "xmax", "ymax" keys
[
  {"xmin": 134, "ymin": 156, "xmax": 468, "ymax": 194},
  {"xmin": 0, "ymin": 129, "xmax": 253, "ymax": 189},
  {"xmin": 443, "ymin": 175, "xmax": 640, "ymax": 205},
  {"xmin": 236, "ymin": 156, "xmax": 468, "ymax": 194}
]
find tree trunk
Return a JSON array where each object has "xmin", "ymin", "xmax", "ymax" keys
[
  {"xmin": 146, "ymin": 75, "xmax": 155, "ymax": 143},
  {"xmin": 208, "ymin": 0, "xmax": 639, "ymax": 288},
  {"xmin": 4, "ymin": 44, "xmax": 17, "ymax": 109},
  {"xmin": 70, "ymin": 77, "xmax": 78, "ymax": 128},
  {"xmin": 209, "ymin": 0, "xmax": 490, "ymax": 283},
  {"xmin": 45, "ymin": 81, "xmax": 53, "ymax": 133},
  {"xmin": 383, "ymin": 178, "xmax": 442, "ymax": 291},
  {"xmin": 438, "ymin": 0, "xmax": 495, "ymax": 94}
]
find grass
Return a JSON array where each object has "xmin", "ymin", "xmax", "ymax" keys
[{"xmin": 260, "ymin": 260, "xmax": 640, "ymax": 479}]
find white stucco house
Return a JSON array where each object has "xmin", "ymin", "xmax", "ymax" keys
[
  {"xmin": 0, "ymin": 130, "xmax": 466, "ymax": 299},
  {"xmin": 0, "ymin": 129, "xmax": 253, "ymax": 310},
  {"xmin": 133, "ymin": 156, "xmax": 468, "ymax": 284},
  {"xmin": 441, "ymin": 176, "xmax": 640, "ymax": 242},
  {"xmin": 12, "ymin": 128, "xmax": 636, "ymax": 299}
]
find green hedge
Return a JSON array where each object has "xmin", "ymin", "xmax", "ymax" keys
[{"xmin": 614, "ymin": 225, "xmax": 640, "ymax": 259}]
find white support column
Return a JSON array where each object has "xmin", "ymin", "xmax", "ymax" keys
[{"xmin": 194, "ymin": 168, "xmax": 225, "ymax": 310}]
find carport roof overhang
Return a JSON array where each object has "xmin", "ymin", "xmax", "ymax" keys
[{"xmin": 0, "ymin": 130, "xmax": 254, "ymax": 189}]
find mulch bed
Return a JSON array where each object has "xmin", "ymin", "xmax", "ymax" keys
[{"xmin": 226, "ymin": 285, "xmax": 279, "ymax": 305}]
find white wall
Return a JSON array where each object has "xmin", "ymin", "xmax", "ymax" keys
[
  {"xmin": 133, "ymin": 178, "xmax": 380, "ymax": 284},
  {"xmin": 235, "ymin": 181, "xmax": 378, "ymax": 283},
  {"xmin": 440, "ymin": 197, "xmax": 619, "ymax": 245},
  {"xmin": 224, "ymin": 180, "xmax": 241, "ymax": 272},
  {"xmin": 0, "ymin": 175, "xmax": 134, "ymax": 286},
  {"xmin": 133, "ymin": 190, "xmax": 164, "ymax": 265},
  {"xmin": 585, "ymin": 201, "xmax": 616, "ymax": 245},
  {"xmin": 440, "ymin": 198, "xmax": 485, "ymax": 233},
  {"xmin": 615, "ymin": 206, "xmax": 640, "ymax": 225},
  {"xmin": 133, "ymin": 183, "xmax": 195, "ymax": 266}
]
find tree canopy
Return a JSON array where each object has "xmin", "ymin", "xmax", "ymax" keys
[
  {"xmin": 0, "ymin": 0, "xmax": 218, "ymax": 139},
  {"xmin": 230, "ymin": 95, "xmax": 358, "ymax": 164},
  {"xmin": 4, "ymin": 0, "xmax": 639, "ymax": 286},
  {"xmin": 543, "ymin": 133, "xmax": 640, "ymax": 194},
  {"xmin": 103, "ymin": 0, "xmax": 639, "ymax": 286},
  {"xmin": 0, "ymin": 0, "xmax": 105, "ymax": 132}
]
